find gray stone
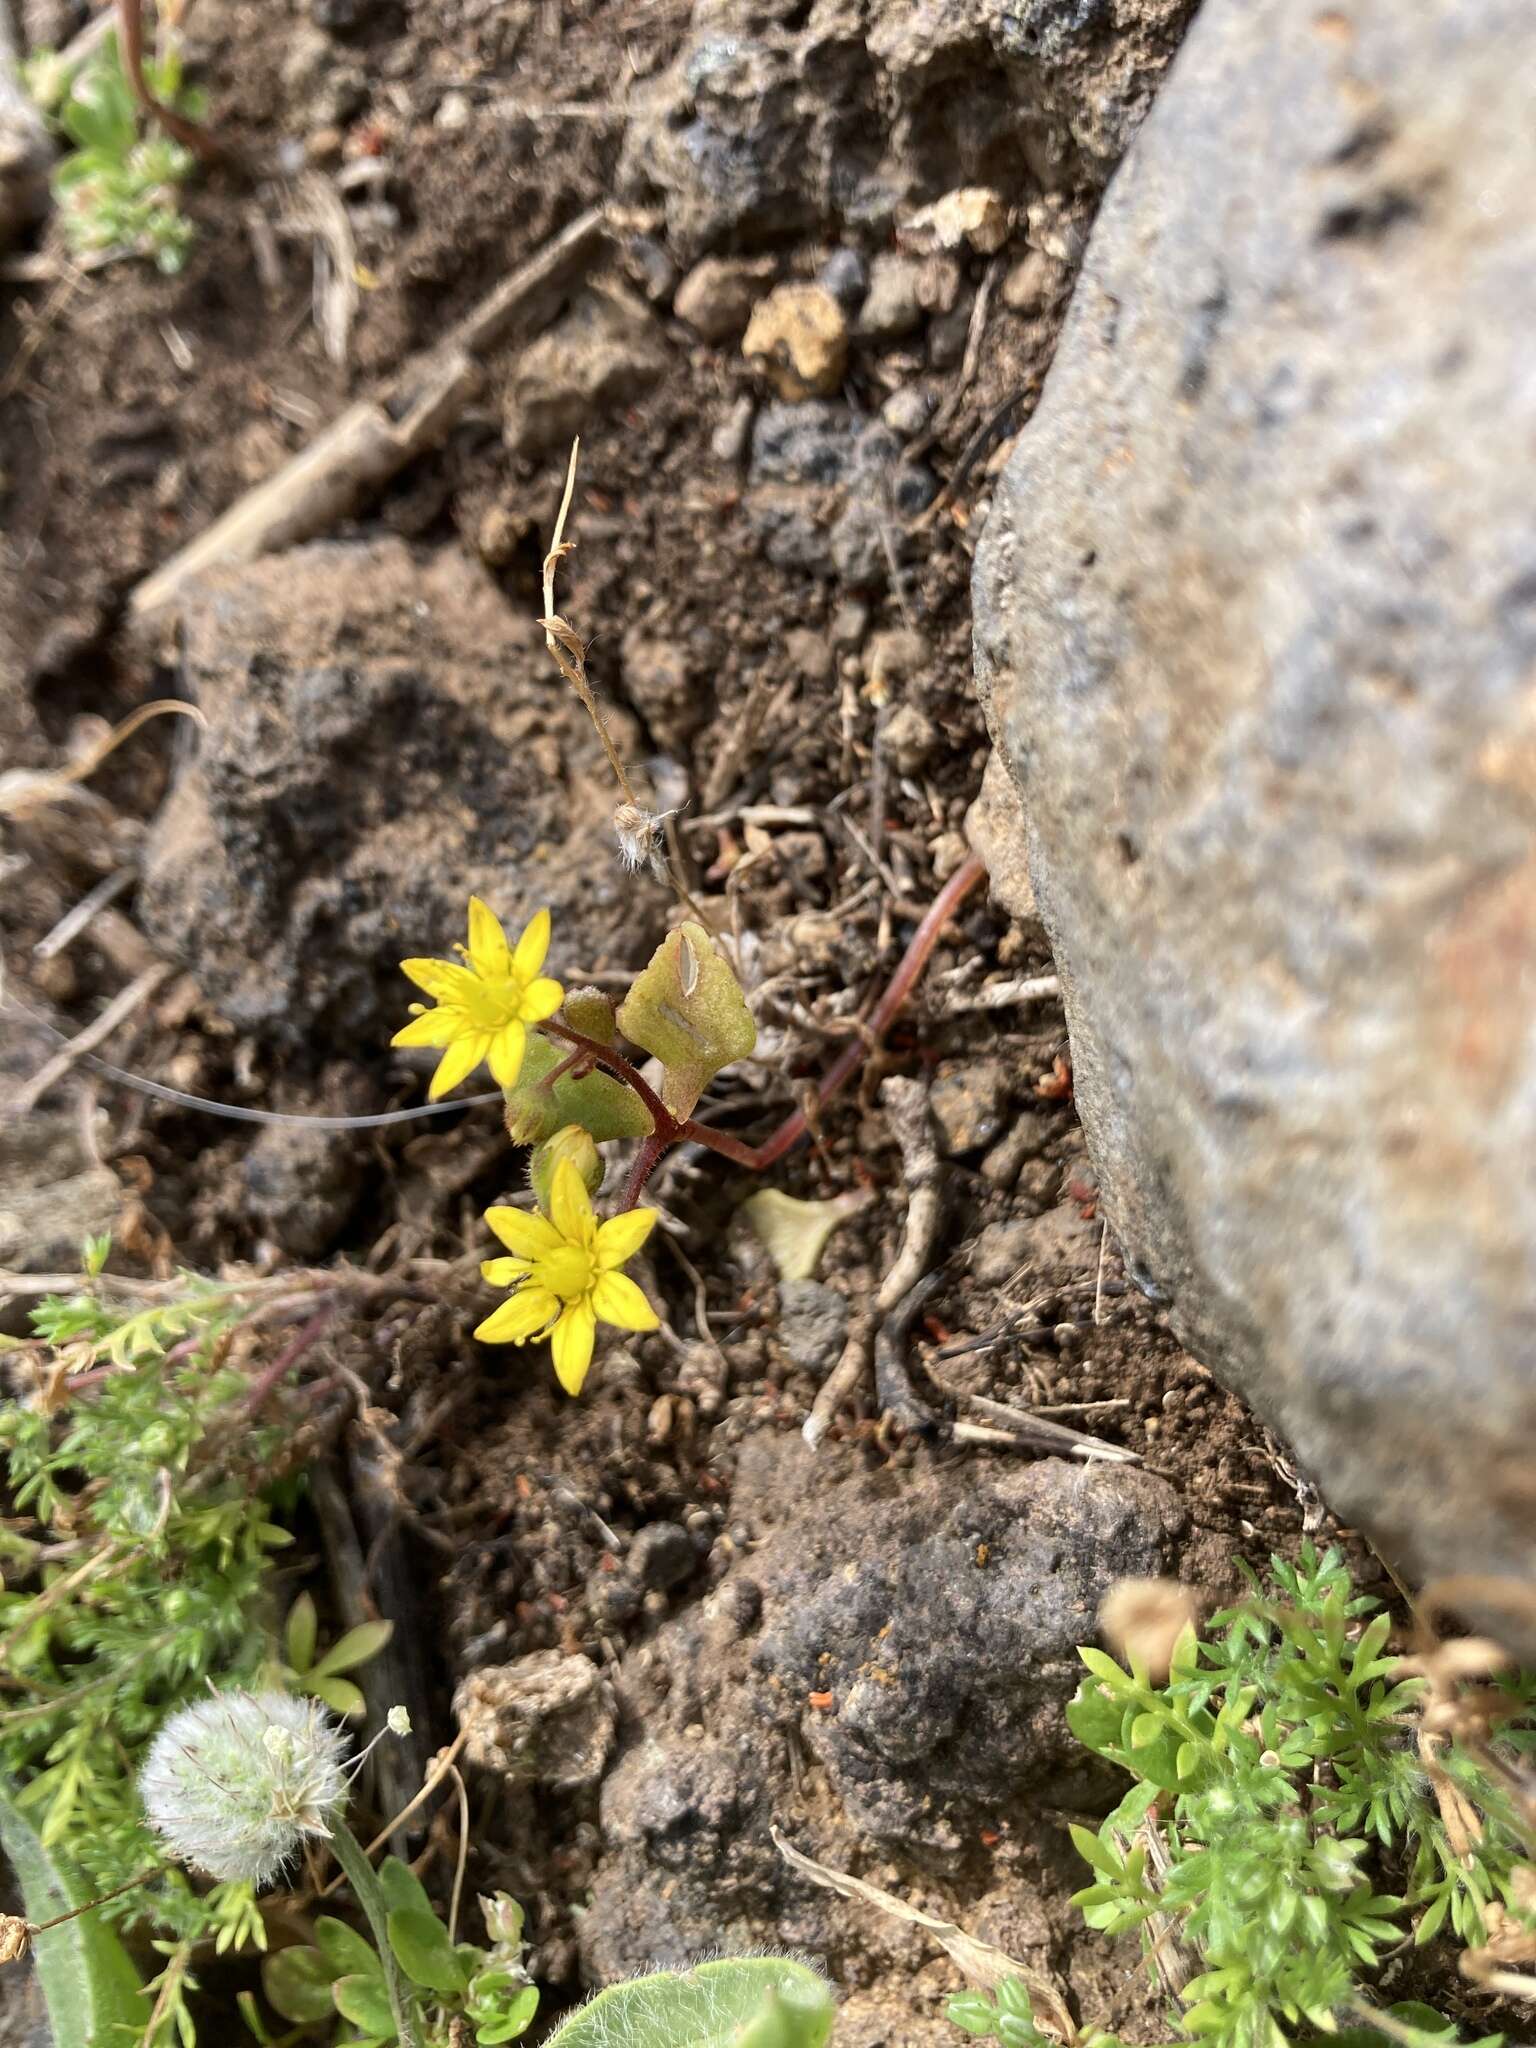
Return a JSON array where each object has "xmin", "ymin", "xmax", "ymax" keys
[
  {"xmin": 880, "ymin": 384, "xmax": 935, "ymax": 439},
  {"xmin": 623, "ymin": 234, "xmax": 679, "ymax": 305},
  {"xmin": 857, "ymin": 254, "xmax": 924, "ymax": 341},
  {"xmin": 969, "ymin": 1218, "xmax": 1034, "ymax": 1286},
  {"xmin": 818, "ymin": 247, "xmax": 869, "ymax": 314},
  {"xmin": 966, "ymin": 749, "xmax": 1039, "ymax": 927},
  {"xmin": 140, "ymin": 540, "xmax": 660, "ymax": 1049},
  {"xmin": 0, "ymin": 1115, "xmax": 120, "ymax": 1277},
  {"xmin": 973, "ymin": 0, "xmax": 1536, "ymax": 1637},
  {"xmin": 241, "ymin": 1119, "xmax": 360, "ymax": 1258},
  {"xmin": 618, "ymin": 0, "xmax": 1188, "ymax": 263},
  {"xmin": 778, "ymin": 1279, "xmax": 850, "ymax": 1377},
  {"xmin": 674, "ymin": 255, "xmax": 776, "ymax": 342},
  {"xmin": 620, "ymin": 630, "xmax": 700, "ymax": 753},
  {"xmin": 502, "ymin": 285, "xmax": 667, "ymax": 458},
  {"xmin": 628, "ymin": 1520, "xmax": 697, "ymax": 1592},
  {"xmin": 752, "ymin": 1459, "xmax": 1183, "ymax": 1855},
  {"xmin": 455, "ymin": 1651, "xmax": 615, "ymax": 1791},
  {"xmin": 748, "ymin": 401, "xmax": 856, "ymax": 487},
  {"xmin": 929, "ymin": 1057, "xmax": 1010, "ymax": 1156}
]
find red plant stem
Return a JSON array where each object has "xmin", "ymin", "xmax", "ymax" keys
[
  {"xmin": 620, "ymin": 1131, "xmax": 670, "ymax": 1210},
  {"xmin": 243, "ymin": 1307, "xmax": 334, "ymax": 1415},
  {"xmin": 733, "ymin": 849, "xmax": 987, "ymax": 1170},
  {"xmin": 117, "ymin": 0, "xmax": 219, "ymax": 161},
  {"xmin": 546, "ymin": 853, "xmax": 988, "ymax": 1203},
  {"xmin": 542, "ymin": 1023, "xmax": 677, "ymax": 1135}
]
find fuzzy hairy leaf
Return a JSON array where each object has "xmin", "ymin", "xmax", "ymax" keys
[
  {"xmin": 544, "ymin": 1958, "xmax": 832, "ymax": 2048},
  {"xmin": 0, "ymin": 1776, "xmax": 146, "ymax": 2048}
]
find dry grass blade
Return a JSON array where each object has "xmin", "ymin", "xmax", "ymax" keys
[
  {"xmin": 279, "ymin": 172, "xmax": 360, "ymax": 367},
  {"xmin": 771, "ymin": 1828, "xmax": 1077, "ymax": 2041},
  {"xmin": 539, "ymin": 438, "xmax": 637, "ymax": 807},
  {"xmin": 0, "ymin": 700, "xmax": 204, "ymax": 819}
]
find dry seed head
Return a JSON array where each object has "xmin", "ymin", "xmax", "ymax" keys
[
  {"xmin": 613, "ymin": 802, "xmax": 675, "ymax": 882},
  {"xmin": 139, "ymin": 1690, "xmax": 350, "ymax": 1887},
  {"xmin": 0, "ymin": 1916, "xmax": 29, "ymax": 1966}
]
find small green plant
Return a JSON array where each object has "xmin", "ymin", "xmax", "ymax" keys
[
  {"xmin": 263, "ymin": 1870, "xmax": 539, "ymax": 2048},
  {"xmin": 986, "ymin": 1543, "xmax": 1536, "ymax": 2048},
  {"xmin": 0, "ymin": 1249, "xmax": 395, "ymax": 2046},
  {"xmin": 277, "ymin": 1592, "xmax": 396, "ymax": 1721},
  {"xmin": 25, "ymin": 31, "xmax": 203, "ymax": 271}
]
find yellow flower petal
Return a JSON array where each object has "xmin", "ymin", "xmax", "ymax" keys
[
  {"xmin": 427, "ymin": 1033, "xmax": 488, "ymax": 1100},
  {"xmin": 596, "ymin": 1205, "xmax": 659, "ymax": 1269},
  {"xmin": 512, "ymin": 908, "xmax": 552, "ymax": 982},
  {"xmin": 391, "ymin": 1008, "xmax": 462, "ymax": 1049},
  {"xmin": 546, "ymin": 1157, "xmax": 593, "ymax": 1243},
  {"xmin": 466, "ymin": 896, "xmax": 513, "ymax": 980},
  {"xmin": 550, "ymin": 1299, "xmax": 597, "ymax": 1394},
  {"xmin": 481, "ymin": 1256, "xmax": 532, "ymax": 1287},
  {"xmin": 519, "ymin": 976, "xmax": 564, "ymax": 1024},
  {"xmin": 486, "ymin": 1019, "xmax": 527, "ymax": 1091},
  {"xmin": 401, "ymin": 957, "xmax": 477, "ymax": 1002},
  {"xmin": 475, "ymin": 1286, "xmax": 560, "ymax": 1345},
  {"xmin": 485, "ymin": 1206, "xmax": 563, "ymax": 1259},
  {"xmin": 593, "ymin": 1270, "xmax": 659, "ymax": 1334}
]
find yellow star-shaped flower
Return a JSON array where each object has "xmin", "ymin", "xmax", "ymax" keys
[
  {"xmin": 392, "ymin": 899, "xmax": 563, "ymax": 1100},
  {"xmin": 475, "ymin": 1160, "xmax": 660, "ymax": 1394}
]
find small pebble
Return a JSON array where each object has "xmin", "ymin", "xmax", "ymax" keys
[
  {"xmin": 880, "ymin": 385, "xmax": 934, "ymax": 439},
  {"xmin": 818, "ymin": 246, "xmax": 869, "ymax": 313}
]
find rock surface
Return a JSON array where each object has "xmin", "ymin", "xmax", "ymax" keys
[
  {"xmin": 973, "ymin": 0, "xmax": 1536, "ymax": 1629},
  {"xmin": 618, "ymin": 0, "xmax": 1196, "ymax": 261},
  {"xmin": 0, "ymin": 1115, "xmax": 120, "ymax": 1277},
  {"xmin": 580, "ymin": 1438, "xmax": 1184, "ymax": 1986},
  {"xmin": 140, "ymin": 540, "xmax": 660, "ymax": 1048}
]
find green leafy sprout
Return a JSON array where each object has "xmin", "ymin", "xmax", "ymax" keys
[
  {"xmin": 25, "ymin": 30, "xmax": 204, "ymax": 272},
  {"xmin": 949, "ymin": 1544, "xmax": 1535, "ymax": 2048}
]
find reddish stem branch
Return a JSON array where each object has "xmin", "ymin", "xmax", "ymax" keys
[
  {"xmin": 545, "ymin": 854, "xmax": 988, "ymax": 1205},
  {"xmin": 117, "ymin": 0, "xmax": 219, "ymax": 161},
  {"xmin": 541, "ymin": 1024, "xmax": 677, "ymax": 1134},
  {"xmin": 733, "ymin": 849, "xmax": 988, "ymax": 1171}
]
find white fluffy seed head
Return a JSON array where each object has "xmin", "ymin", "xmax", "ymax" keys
[{"xmin": 139, "ymin": 1690, "xmax": 350, "ymax": 1887}]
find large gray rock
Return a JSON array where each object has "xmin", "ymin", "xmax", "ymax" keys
[{"xmin": 974, "ymin": 0, "xmax": 1536, "ymax": 1630}]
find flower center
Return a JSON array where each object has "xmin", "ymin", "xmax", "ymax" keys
[
  {"xmin": 463, "ymin": 973, "xmax": 525, "ymax": 1031},
  {"xmin": 535, "ymin": 1245, "xmax": 595, "ymax": 1302}
]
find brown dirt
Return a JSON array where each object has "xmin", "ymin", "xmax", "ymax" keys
[{"xmin": 0, "ymin": 1, "xmax": 1403, "ymax": 2042}]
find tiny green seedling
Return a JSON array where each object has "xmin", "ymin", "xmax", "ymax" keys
[{"xmin": 25, "ymin": 30, "xmax": 204, "ymax": 271}]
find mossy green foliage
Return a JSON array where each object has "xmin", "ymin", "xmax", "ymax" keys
[
  {"xmin": 617, "ymin": 922, "xmax": 757, "ymax": 1119},
  {"xmin": 26, "ymin": 32, "xmax": 204, "ymax": 271},
  {"xmin": 546, "ymin": 1957, "xmax": 834, "ymax": 2048},
  {"xmin": 1030, "ymin": 1543, "xmax": 1533, "ymax": 2048},
  {"xmin": 0, "ymin": 1259, "xmax": 320, "ymax": 2043}
]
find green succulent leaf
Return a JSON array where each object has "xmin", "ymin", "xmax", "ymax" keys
[
  {"xmin": 314, "ymin": 1916, "xmax": 383, "ymax": 1982},
  {"xmin": 616, "ymin": 922, "xmax": 756, "ymax": 1119},
  {"xmin": 504, "ymin": 1033, "xmax": 653, "ymax": 1145},
  {"xmin": 332, "ymin": 1971, "xmax": 399, "ymax": 2035}
]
